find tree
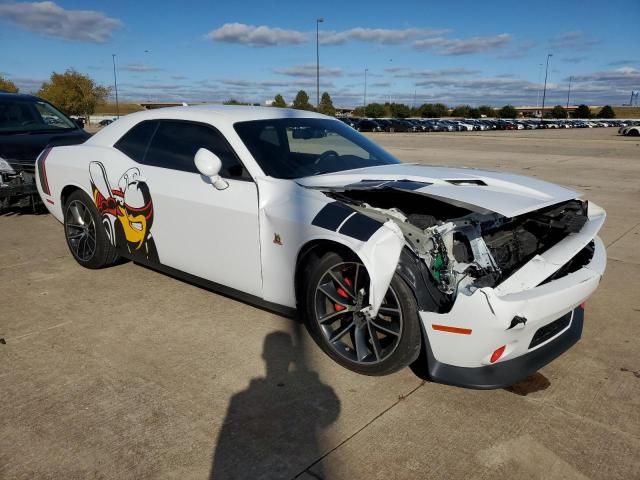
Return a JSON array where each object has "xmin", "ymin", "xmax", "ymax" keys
[
  {"xmin": 574, "ymin": 104, "xmax": 592, "ymax": 118},
  {"xmin": 223, "ymin": 99, "xmax": 250, "ymax": 105},
  {"xmin": 364, "ymin": 103, "xmax": 385, "ymax": 118},
  {"xmin": 546, "ymin": 105, "xmax": 567, "ymax": 118},
  {"xmin": 497, "ymin": 105, "xmax": 517, "ymax": 118},
  {"xmin": 417, "ymin": 103, "xmax": 448, "ymax": 118},
  {"xmin": 0, "ymin": 76, "xmax": 19, "ymax": 93},
  {"xmin": 468, "ymin": 108, "xmax": 481, "ymax": 119},
  {"xmin": 478, "ymin": 105, "xmax": 496, "ymax": 117},
  {"xmin": 37, "ymin": 69, "xmax": 109, "ymax": 117},
  {"xmin": 451, "ymin": 105, "xmax": 471, "ymax": 117},
  {"xmin": 272, "ymin": 94, "xmax": 287, "ymax": 108},
  {"xmin": 432, "ymin": 103, "xmax": 450, "ymax": 117},
  {"xmin": 318, "ymin": 92, "xmax": 336, "ymax": 116},
  {"xmin": 389, "ymin": 102, "xmax": 411, "ymax": 118},
  {"xmin": 598, "ymin": 105, "xmax": 615, "ymax": 119},
  {"xmin": 351, "ymin": 106, "xmax": 365, "ymax": 117},
  {"xmin": 292, "ymin": 90, "xmax": 313, "ymax": 111}
]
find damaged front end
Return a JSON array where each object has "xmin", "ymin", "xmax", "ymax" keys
[
  {"xmin": 0, "ymin": 158, "xmax": 39, "ymax": 211},
  {"xmin": 321, "ymin": 181, "xmax": 594, "ymax": 309}
]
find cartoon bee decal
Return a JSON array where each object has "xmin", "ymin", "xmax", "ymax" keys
[{"xmin": 89, "ymin": 161, "xmax": 159, "ymax": 263}]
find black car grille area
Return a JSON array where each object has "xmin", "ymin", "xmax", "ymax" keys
[
  {"xmin": 529, "ymin": 312, "xmax": 572, "ymax": 349},
  {"xmin": 482, "ymin": 199, "xmax": 589, "ymax": 282},
  {"xmin": 539, "ymin": 241, "xmax": 595, "ymax": 286}
]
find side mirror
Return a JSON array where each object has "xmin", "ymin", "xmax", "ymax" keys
[{"xmin": 194, "ymin": 148, "xmax": 229, "ymax": 190}]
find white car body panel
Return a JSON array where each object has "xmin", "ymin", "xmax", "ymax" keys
[
  {"xmin": 255, "ymin": 177, "xmax": 404, "ymax": 314},
  {"xmin": 144, "ymin": 167, "xmax": 262, "ymax": 296}
]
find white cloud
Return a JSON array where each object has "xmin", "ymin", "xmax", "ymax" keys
[
  {"xmin": 319, "ymin": 27, "xmax": 448, "ymax": 45},
  {"xmin": 207, "ymin": 22, "xmax": 306, "ymax": 46},
  {"xmin": 413, "ymin": 33, "xmax": 511, "ymax": 55},
  {"xmin": 274, "ymin": 64, "xmax": 343, "ymax": 77},
  {"xmin": 387, "ymin": 67, "xmax": 481, "ymax": 78},
  {"xmin": 569, "ymin": 67, "xmax": 640, "ymax": 87},
  {"xmin": 549, "ymin": 31, "xmax": 599, "ymax": 49},
  {"xmin": 7, "ymin": 76, "xmax": 45, "ymax": 93},
  {"xmin": 608, "ymin": 59, "xmax": 636, "ymax": 66},
  {"xmin": 0, "ymin": 1, "xmax": 121, "ymax": 43},
  {"xmin": 121, "ymin": 63, "xmax": 161, "ymax": 73}
]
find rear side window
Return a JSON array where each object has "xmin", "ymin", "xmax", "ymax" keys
[
  {"xmin": 144, "ymin": 120, "xmax": 250, "ymax": 179},
  {"xmin": 114, "ymin": 120, "xmax": 158, "ymax": 163}
]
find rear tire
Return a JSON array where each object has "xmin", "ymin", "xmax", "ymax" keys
[
  {"xmin": 63, "ymin": 190, "xmax": 120, "ymax": 269},
  {"xmin": 302, "ymin": 250, "xmax": 422, "ymax": 376}
]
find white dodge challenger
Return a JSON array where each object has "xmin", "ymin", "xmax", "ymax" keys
[{"xmin": 36, "ymin": 106, "xmax": 606, "ymax": 388}]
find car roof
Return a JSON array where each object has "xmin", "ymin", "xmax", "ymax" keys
[
  {"xmin": 0, "ymin": 92, "xmax": 42, "ymax": 101},
  {"xmin": 86, "ymin": 105, "xmax": 329, "ymax": 146}
]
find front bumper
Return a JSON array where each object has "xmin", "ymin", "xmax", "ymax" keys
[
  {"xmin": 417, "ymin": 219, "xmax": 605, "ymax": 389},
  {"xmin": 425, "ymin": 306, "xmax": 583, "ymax": 389}
]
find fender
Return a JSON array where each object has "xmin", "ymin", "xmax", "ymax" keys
[{"xmin": 353, "ymin": 220, "xmax": 405, "ymax": 317}]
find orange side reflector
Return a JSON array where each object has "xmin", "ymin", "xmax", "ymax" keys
[{"xmin": 431, "ymin": 324, "xmax": 472, "ymax": 335}]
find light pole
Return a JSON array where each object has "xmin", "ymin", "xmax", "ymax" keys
[
  {"xmin": 566, "ymin": 75, "xmax": 572, "ymax": 118},
  {"xmin": 111, "ymin": 54, "xmax": 120, "ymax": 118},
  {"xmin": 364, "ymin": 68, "xmax": 368, "ymax": 109},
  {"xmin": 388, "ymin": 58, "xmax": 393, "ymax": 104},
  {"xmin": 316, "ymin": 18, "xmax": 324, "ymax": 109},
  {"xmin": 540, "ymin": 53, "xmax": 552, "ymax": 125},
  {"xmin": 535, "ymin": 63, "xmax": 543, "ymax": 109}
]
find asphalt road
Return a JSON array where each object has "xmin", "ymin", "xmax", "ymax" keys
[{"xmin": 1, "ymin": 128, "xmax": 638, "ymax": 479}]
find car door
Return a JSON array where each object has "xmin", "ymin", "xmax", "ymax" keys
[{"xmin": 122, "ymin": 119, "xmax": 262, "ymax": 297}]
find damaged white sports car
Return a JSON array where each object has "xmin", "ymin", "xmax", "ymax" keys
[{"xmin": 36, "ymin": 106, "xmax": 606, "ymax": 388}]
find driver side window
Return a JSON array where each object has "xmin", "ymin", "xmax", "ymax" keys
[
  {"xmin": 145, "ymin": 121, "xmax": 251, "ymax": 180},
  {"xmin": 115, "ymin": 119, "xmax": 251, "ymax": 181}
]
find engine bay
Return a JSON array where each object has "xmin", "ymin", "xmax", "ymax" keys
[{"xmin": 325, "ymin": 188, "xmax": 589, "ymax": 297}]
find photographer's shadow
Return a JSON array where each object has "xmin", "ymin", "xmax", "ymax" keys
[{"xmin": 210, "ymin": 328, "xmax": 340, "ymax": 479}]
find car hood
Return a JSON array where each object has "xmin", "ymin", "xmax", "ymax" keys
[
  {"xmin": 296, "ymin": 163, "xmax": 580, "ymax": 218},
  {"xmin": 0, "ymin": 129, "xmax": 89, "ymax": 167}
]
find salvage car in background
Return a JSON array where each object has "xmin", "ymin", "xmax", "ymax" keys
[
  {"xmin": 36, "ymin": 106, "xmax": 606, "ymax": 388},
  {"xmin": 0, "ymin": 92, "xmax": 89, "ymax": 210}
]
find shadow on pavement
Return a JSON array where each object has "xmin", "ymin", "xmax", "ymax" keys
[
  {"xmin": 0, "ymin": 204, "xmax": 48, "ymax": 216},
  {"xmin": 210, "ymin": 323, "xmax": 340, "ymax": 479}
]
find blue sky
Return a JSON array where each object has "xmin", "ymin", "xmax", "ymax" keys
[{"xmin": 1, "ymin": 0, "xmax": 638, "ymax": 107}]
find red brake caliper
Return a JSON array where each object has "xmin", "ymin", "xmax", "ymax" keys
[{"xmin": 334, "ymin": 277, "xmax": 353, "ymax": 312}]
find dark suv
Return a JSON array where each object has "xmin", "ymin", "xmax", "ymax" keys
[{"xmin": 0, "ymin": 92, "xmax": 90, "ymax": 210}]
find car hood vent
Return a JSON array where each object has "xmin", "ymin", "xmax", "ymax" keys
[{"xmin": 446, "ymin": 179, "xmax": 487, "ymax": 186}]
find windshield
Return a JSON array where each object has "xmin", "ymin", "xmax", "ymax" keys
[
  {"xmin": 0, "ymin": 98, "xmax": 77, "ymax": 134},
  {"xmin": 234, "ymin": 118, "xmax": 400, "ymax": 179}
]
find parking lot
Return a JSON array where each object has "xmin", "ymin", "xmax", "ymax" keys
[{"xmin": 1, "ymin": 127, "xmax": 639, "ymax": 479}]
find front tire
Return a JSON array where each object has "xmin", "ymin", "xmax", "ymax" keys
[
  {"xmin": 302, "ymin": 250, "xmax": 422, "ymax": 376},
  {"xmin": 63, "ymin": 190, "xmax": 120, "ymax": 269}
]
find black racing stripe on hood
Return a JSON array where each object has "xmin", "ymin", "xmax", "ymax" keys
[
  {"xmin": 338, "ymin": 213, "xmax": 381, "ymax": 242},
  {"xmin": 311, "ymin": 202, "xmax": 354, "ymax": 231}
]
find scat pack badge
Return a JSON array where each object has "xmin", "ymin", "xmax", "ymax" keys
[{"xmin": 89, "ymin": 161, "xmax": 159, "ymax": 262}]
